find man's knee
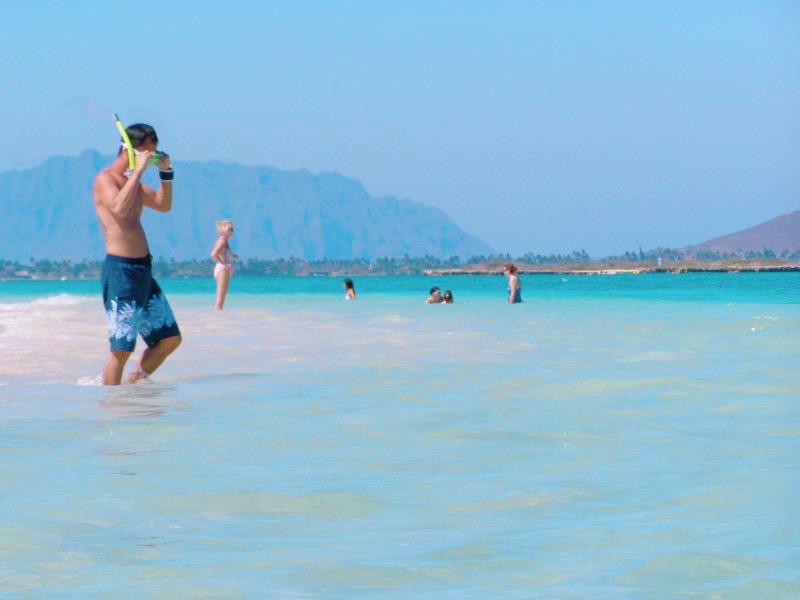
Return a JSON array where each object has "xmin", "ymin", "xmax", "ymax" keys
[
  {"xmin": 109, "ymin": 350, "xmax": 132, "ymax": 363},
  {"xmin": 158, "ymin": 335, "xmax": 182, "ymax": 354}
]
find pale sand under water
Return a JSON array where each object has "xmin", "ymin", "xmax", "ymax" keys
[{"xmin": 1, "ymin": 276, "xmax": 798, "ymax": 597}]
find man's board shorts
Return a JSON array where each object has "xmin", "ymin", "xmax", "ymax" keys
[{"xmin": 102, "ymin": 254, "xmax": 180, "ymax": 352}]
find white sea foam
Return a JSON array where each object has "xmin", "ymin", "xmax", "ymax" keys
[
  {"xmin": 76, "ymin": 374, "xmax": 103, "ymax": 386},
  {"xmin": 0, "ymin": 293, "xmax": 91, "ymax": 311},
  {"xmin": 31, "ymin": 293, "xmax": 91, "ymax": 307},
  {"xmin": 0, "ymin": 294, "xmax": 105, "ymax": 383}
]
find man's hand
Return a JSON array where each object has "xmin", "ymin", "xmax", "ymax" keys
[
  {"xmin": 134, "ymin": 149, "xmax": 155, "ymax": 173},
  {"xmin": 157, "ymin": 151, "xmax": 172, "ymax": 171}
]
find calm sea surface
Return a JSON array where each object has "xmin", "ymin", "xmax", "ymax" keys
[{"xmin": 1, "ymin": 273, "xmax": 798, "ymax": 598}]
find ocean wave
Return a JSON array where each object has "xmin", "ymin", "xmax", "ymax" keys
[
  {"xmin": 30, "ymin": 293, "xmax": 91, "ymax": 307},
  {"xmin": 0, "ymin": 294, "xmax": 91, "ymax": 311}
]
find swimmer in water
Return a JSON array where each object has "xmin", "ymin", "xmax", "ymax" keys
[
  {"xmin": 503, "ymin": 263, "xmax": 523, "ymax": 304},
  {"xmin": 425, "ymin": 287, "xmax": 442, "ymax": 304},
  {"xmin": 343, "ymin": 278, "xmax": 356, "ymax": 300}
]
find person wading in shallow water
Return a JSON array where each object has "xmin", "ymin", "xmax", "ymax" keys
[
  {"xmin": 343, "ymin": 278, "xmax": 356, "ymax": 300},
  {"xmin": 92, "ymin": 122, "xmax": 181, "ymax": 385},
  {"xmin": 425, "ymin": 287, "xmax": 442, "ymax": 304},
  {"xmin": 211, "ymin": 219, "xmax": 237, "ymax": 310},
  {"xmin": 503, "ymin": 263, "xmax": 523, "ymax": 304}
]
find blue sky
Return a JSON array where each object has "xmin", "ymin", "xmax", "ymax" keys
[{"xmin": 2, "ymin": 0, "xmax": 798, "ymax": 257}]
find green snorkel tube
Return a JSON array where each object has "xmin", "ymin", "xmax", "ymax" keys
[{"xmin": 114, "ymin": 113, "xmax": 136, "ymax": 174}]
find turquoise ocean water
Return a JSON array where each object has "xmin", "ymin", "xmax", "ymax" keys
[{"xmin": 1, "ymin": 273, "xmax": 798, "ymax": 598}]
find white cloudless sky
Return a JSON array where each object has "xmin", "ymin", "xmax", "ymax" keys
[{"xmin": 2, "ymin": 0, "xmax": 798, "ymax": 256}]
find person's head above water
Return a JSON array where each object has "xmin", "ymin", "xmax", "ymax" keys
[
  {"xmin": 425, "ymin": 287, "xmax": 442, "ymax": 303},
  {"xmin": 343, "ymin": 278, "xmax": 355, "ymax": 290},
  {"xmin": 442, "ymin": 290, "xmax": 453, "ymax": 303}
]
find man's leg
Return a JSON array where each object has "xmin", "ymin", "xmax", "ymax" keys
[
  {"xmin": 126, "ymin": 335, "xmax": 182, "ymax": 383},
  {"xmin": 101, "ymin": 255, "xmax": 147, "ymax": 385},
  {"xmin": 103, "ymin": 350, "xmax": 132, "ymax": 386},
  {"xmin": 132, "ymin": 275, "xmax": 181, "ymax": 383}
]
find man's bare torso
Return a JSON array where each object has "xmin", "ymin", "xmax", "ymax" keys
[{"xmin": 93, "ymin": 166, "xmax": 149, "ymax": 258}]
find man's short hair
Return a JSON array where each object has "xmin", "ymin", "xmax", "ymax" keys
[{"xmin": 124, "ymin": 123, "xmax": 159, "ymax": 148}]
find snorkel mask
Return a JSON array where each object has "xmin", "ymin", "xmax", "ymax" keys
[{"xmin": 135, "ymin": 148, "xmax": 164, "ymax": 166}]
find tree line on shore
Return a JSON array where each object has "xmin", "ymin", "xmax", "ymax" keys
[{"xmin": 3, "ymin": 247, "xmax": 799, "ymax": 280}]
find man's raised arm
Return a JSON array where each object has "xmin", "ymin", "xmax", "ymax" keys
[{"xmin": 143, "ymin": 153, "xmax": 174, "ymax": 213}]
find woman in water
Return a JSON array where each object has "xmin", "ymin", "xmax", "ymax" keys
[
  {"xmin": 503, "ymin": 263, "xmax": 523, "ymax": 304},
  {"xmin": 343, "ymin": 278, "xmax": 356, "ymax": 300},
  {"xmin": 441, "ymin": 290, "xmax": 454, "ymax": 303},
  {"xmin": 211, "ymin": 220, "xmax": 237, "ymax": 310}
]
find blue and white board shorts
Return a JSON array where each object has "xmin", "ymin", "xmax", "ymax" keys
[{"xmin": 102, "ymin": 254, "xmax": 180, "ymax": 352}]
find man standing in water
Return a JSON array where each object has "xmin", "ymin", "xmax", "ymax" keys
[{"xmin": 93, "ymin": 123, "xmax": 181, "ymax": 385}]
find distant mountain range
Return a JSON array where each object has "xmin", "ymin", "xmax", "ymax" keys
[
  {"xmin": 686, "ymin": 210, "xmax": 800, "ymax": 256},
  {"xmin": 2, "ymin": 151, "xmax": 797, "ymax": 262},
  {"xmin": 0, "ymin": 150, "xmax": 493, "ymax": 262}
]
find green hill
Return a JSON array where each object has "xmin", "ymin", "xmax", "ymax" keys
[{"xmin": 688, "ymin": 210, "xmax": 800, "ymax": 257}]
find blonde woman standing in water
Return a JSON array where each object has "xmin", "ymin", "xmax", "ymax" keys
[{"xmin": 211, "ymin": 220, "xmax": 237, "ymax": 310}]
